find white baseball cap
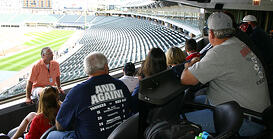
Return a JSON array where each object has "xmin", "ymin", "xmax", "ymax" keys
[
  {"xmin": 207, "ymin": 12, "xmax": 233, "ymax": 30},
  {"xmin": 242, "ymin": 15, "xmax": 257, "ymax": 22}
]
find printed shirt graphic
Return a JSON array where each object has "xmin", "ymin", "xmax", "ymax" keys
[{"xmin": 56, "ymin": 74, "xmax": 132, "ymax": 139}]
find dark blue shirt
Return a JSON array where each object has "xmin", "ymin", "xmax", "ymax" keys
[
  {"xmin": 171, "ymin": 63, "xmax": 185, "ymax": 78},
  {"xmin": 250, "ymin": 26, "xmax": 273, "ymax": 65},
  {"xmin": 56, "ymin": 74, "xmax": 132, "ymax": 139}
]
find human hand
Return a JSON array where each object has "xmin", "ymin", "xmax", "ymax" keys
[
  {"xmin": 25, "ymin": 97, "xmax": 33, "ymax": 104},
  {"xmin": 185, "ymin": 57, "xmax": 200, "ymax": 69},
  {"xmin": 190, "ymin": 57, "xmax": 200, "ymax": 65},
  {"xmin": 58, "ymin": 87, "xmax": 65, "ymax": 94}
]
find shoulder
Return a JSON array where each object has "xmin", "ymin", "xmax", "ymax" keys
[
  {"xmin": 119, "ymin": 76, "xmax": 126, "ymax": 81},
  {"xmin": 114, "ymin": 77, "xmax": 127, "ymax": 85},
  {"xmin": 109, "ymin": 76, "xmax": 129, "ymax": 90},
  {"xmin": 32, "ymin": 113, "xmax": 44, "ymax": 123},
  {"xmin": 50, "ymin": 60, "xmax": 60, "ymax": 66},
  {"xmin": 70, "ymin": 80, "xmax": 90, "ymax": 93},
  {"xmin": 32, "ymin": 59, "xmax": 43, "ymax": 67}
]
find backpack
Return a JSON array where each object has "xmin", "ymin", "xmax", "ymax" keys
[{"xmin": 144, "ymin": 119, "xmax": 202, "ymax": 139}]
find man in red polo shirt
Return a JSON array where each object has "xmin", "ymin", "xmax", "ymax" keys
[{"xmin": 25, "ymin": 47, "xmax": 63, "ymax": 103}]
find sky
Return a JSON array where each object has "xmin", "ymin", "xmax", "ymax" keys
[
  {"xmin": 0, "ymin": 0, "xmax": 139, "ymax": 10},
  {"xmin": 54, "ymin": 0, "xmax": 132, "ymax": 9}
]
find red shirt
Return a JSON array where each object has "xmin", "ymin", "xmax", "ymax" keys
[
  {"xmin": 186, "ymin": 52, "xmax": 201, "ymax": 61},
  {"xmin": 29, "ymin": 59, "xmax": 60, "ymax": 88},
  {"xmin": 25, "ymin": 114, "xmax": 52, "ymax": 139}
]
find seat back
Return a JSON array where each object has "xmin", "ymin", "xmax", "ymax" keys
[
  {"xmin": 0, "ymin": 134, "xmax": 9, "ymax": 139},
  {"xmin": 138, "ymin": 69, "xmax": 188, "ymax": 105},
  {"xmin": 108, "ymin": 113, "xmax": 139, "ymax": 139},
  {"xmin": 214, "ymin": 101, "xmax": 243, "ymax": 137}
]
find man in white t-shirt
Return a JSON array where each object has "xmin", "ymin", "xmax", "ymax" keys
[{"xmin": 119, "ymin": 62, "xmax": 139, "ymax": 93}]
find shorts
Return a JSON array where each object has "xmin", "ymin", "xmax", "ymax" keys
[{"xmin": 31, "ymin": 87, "xmax": 43, "ymax": 100}]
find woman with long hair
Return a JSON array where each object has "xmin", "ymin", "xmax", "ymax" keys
[
  {"xmin": 132, "ymin": 48, "xmax": 167, "ymax": 97},
  {"xmin": 25, "ymin": 86, "xmax": 60, "ymax": 139},
  {"xmin": 142, "ymin": 48, "xmax": 167, "ymax": 77},
  {"xmin": 12, "ymin": 86, "xmax": 61, "ymax": 139},
  {"xmin": 132, "ymin": 48, "xmax": 168, "ymax": 139}
]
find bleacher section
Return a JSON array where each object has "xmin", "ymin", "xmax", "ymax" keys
[
  {"xmin": 60, "ymin": 16, "xmax": 187, "ymax": 82},
  {"xmin": 75, "ymin": 16, "xmax": 96, "ymax": 24},
  {"xmin": 0, "ymin": 14, "xmax": 95, "ymax": 26},
  {"xmin": 58, "ymin": 15, "xmax": 81, "ymax": 24},
  {"xmin": 0, "ymin": 16, "xmax": 194, "ymax": 100},
  {"xmin": 171, "ymin": 19, "xmax": 200, "ymax": 30}
]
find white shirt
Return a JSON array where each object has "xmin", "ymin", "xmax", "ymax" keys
[{"xmin": 119, "ymin": 75, "xmax": 139, "ymax": 93}]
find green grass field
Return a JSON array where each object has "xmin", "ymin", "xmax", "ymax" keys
[{"xmin": 0, "ymin": 30, "xmax": 75, "ymax": 71}]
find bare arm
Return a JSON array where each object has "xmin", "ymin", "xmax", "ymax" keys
[
  {"xmin": 181, "ymin": 67, "xmax": 199, "ymax": 85},
  {"xmin": 11, "ymin": 112, "xmax": 36, "ymax": 139},
  {"xmin": 180, "ymin": 58, "xmax": 200, "ymax": 85},
  {"xmin": 56, "ymin": 76, "xmax": 64, "ymax": 94},
  {"xmin": 25, "ymin": 81, "xmax": 33, "ymax": 103}
]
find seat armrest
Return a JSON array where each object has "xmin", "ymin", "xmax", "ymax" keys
[{"xmin": 40, "ymin": 125, "xmax": 56, "ymax": 139}]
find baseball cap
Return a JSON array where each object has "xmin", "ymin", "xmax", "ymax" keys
[
  {"xmin": 242, "ymin": 15, "xmax": 257, "ymax": 22},
  {"xmin": 207, "ymin": 12, "xmax": 233, "ymax": 30},
  {"xmin": 124, "ymin": 62, "xmax": 135, "ymax": 75}
]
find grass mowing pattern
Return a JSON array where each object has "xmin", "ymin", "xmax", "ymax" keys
[{"xmin": 0, "ymin": 30, "xmax": 75, "ymax": 71}]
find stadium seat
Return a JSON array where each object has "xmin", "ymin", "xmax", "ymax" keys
[
  {"xmin": 108, "ymin": 113, "xmax": 139, "ymax": 139},
  {"xmin": 40, "ymin": 126, "xmax": 56, "ymax": 139}
]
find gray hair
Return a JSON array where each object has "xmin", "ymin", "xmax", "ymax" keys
[
  {"xmin": 84, "ymin": 52, "xmax": 108, "ymax": 75},
  {"xmin": 211, "ymin": 28, "xmax": 235, "ymax": 39},
  {"xmin": 41, "ymin": 47, "xmax": 52, "ymax": 57}
]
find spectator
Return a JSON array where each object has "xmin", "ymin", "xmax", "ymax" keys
[
  {"xmin": 181, "ymin": 12, "xmax": 270, "ymax": 136},
  {"xmin": 25, "ymin": 47, "xmax": 63, "ymax": 103},
  {"xmin": 119, "ymin": 62, "xmax": 139, "ymax": 93},
  {"xmin": 142, "ymin": 48, "xmax": 167, "ymax": 77},
  {"xmin": 242, "ymin": 15, "xmax": 273, "ymax": 97},
  {"xmin": 165, "ymin": 47, "xmax": 186, "ymax": 78},
  {"xmin": 242, "ymin": 15, "xmax": 273, "ymax": 68},
  {"xmin": 47, "ymin": 52, "xmax": 133, "ymax": 139},
  {"xmin": 131, "ymin": 48, "xmax": 168, "ymax": 139},
  {"xmin": 132, "ymin": 48, "xmax": 168, "ymax": 97},
  {"xmin": 12, "ymin": 86, "xmax": 61, "ymax": 139},
  {"xmin": 185, "ymin": 39, "xmax": 201, "ymax": 61},
  {"xmin": 165, "ymin": 47, "xmax": 186, "ymax": 67}
]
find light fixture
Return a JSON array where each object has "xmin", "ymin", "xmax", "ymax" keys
[{"xmin": 252, "ymin": 0, "xmax": 261, "ymax": 6}]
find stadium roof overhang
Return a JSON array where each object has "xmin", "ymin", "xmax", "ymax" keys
[{"xmin": 166, "ymin": 0, "xmax": 273, "ymax": 11}]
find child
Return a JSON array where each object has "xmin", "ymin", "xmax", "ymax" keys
[
  {"xmin": 185, "ymin": 39, "xmax": 201, "ymax": 61},
  {"xmin": 166, "ymin": 47, "xmax": 186, "ymax": 67},
  {"xmin": 12, "ymin": 86, "xmax": 61, "ymax": 139}
]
